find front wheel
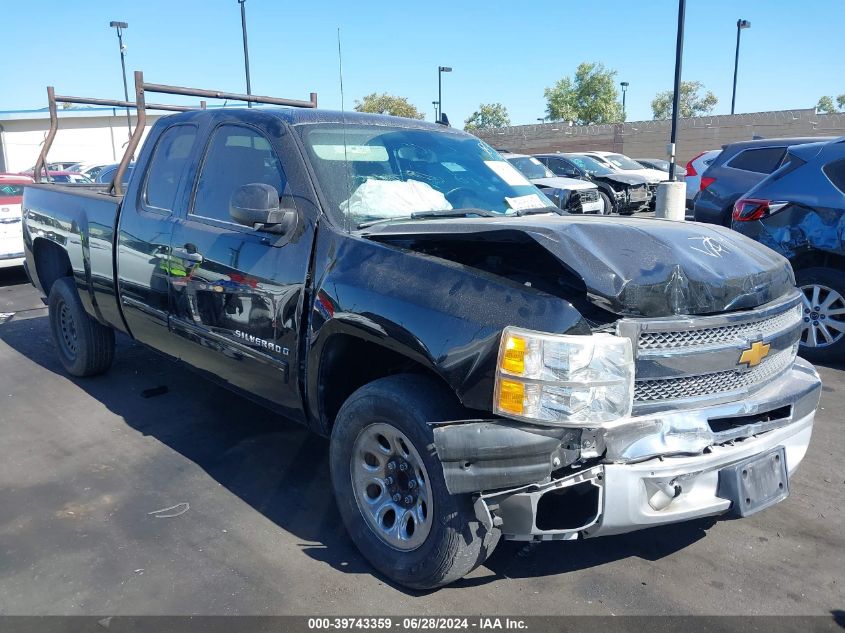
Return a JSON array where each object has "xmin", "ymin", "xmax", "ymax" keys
[
  {"xmin": 795, "ymin": 267, "xmax": 845, "ymax": 363},
  {"xmin": 330, "ymin": 375, "xmax": 499, "ymax": 589}
]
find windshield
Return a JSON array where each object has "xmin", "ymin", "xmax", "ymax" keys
[
  {"xmin": 506, "ymin": 156, "xmax": 555, "ymax": 180},
  {"xmin": 567, "ymin": 155, "xmax": 614, "ymax": 176},
  {"xmin": 299, "ymin": 125, "xmax": 554, "ymax": 228},
  {"xmin": 605, "ymin": 153, "xmax": 647, "ymax": 170}
]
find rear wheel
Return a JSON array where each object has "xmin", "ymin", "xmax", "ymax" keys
[
  {"xmin": 48, "ymin": 277, "xmax": 115, "ymax": 376},
  {"xmin": 795, "ymin": 267, "xmax": 845, "ymax": 363},
  {"xmin": 330, "ymin": 375, "xmax": 499, "ymax": 589}
]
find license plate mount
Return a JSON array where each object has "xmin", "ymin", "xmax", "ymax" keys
[{"xmin": 717, "ymin": 446, "xmax": 789, "ymax": 517}]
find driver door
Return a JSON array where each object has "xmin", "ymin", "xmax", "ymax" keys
[{"xmin": 167, "ymin": 120, "xmax": 313, "ymax": 419}]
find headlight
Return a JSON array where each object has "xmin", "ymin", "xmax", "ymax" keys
[{"xmin": 493, "ymin": 327, "xmax": 634, "ymax": 426}]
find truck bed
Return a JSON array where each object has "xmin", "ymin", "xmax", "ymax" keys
[{"xmin": 23, "ymin": 182, "xmax": 126, "ymax": 332}]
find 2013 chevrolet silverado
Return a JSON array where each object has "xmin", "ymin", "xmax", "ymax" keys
[{"xmin": 21, "ymin": 77, "xmax": 822, "ymax": 589}]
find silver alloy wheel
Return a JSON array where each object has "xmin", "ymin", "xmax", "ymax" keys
[
  {"xmin": 350, "ymin": 422, "xmax": 433, "ymax": 551},
  {"xmin": 799, "ymin": 283, "xmax": 845, "ymax": 348}
]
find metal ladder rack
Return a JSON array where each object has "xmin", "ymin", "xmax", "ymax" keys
[{"xmin": 34, "ymin": 70, "xmax": 318, "ymax": 196}]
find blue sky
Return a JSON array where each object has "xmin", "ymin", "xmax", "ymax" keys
[{"xmin": 3, "ymin": 0, "xmax": 842, "ymax": 126}]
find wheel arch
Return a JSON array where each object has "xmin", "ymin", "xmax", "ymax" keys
[{"xmin": 310, "ymin": 327, "xmax": 464, "ymax": 437}]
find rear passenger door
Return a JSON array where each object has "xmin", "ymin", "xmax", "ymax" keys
[
  {"xmin": 167, "ymin": 119, "xmax": 315, "ymax": 419},
  {"xmin": 117, "ymin": 123, "xmax": 198, "ymax": 350}
]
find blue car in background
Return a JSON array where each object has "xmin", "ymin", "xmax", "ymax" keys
[{"xmin": 732, "ymin": 137, "xmax": 845, "ymax": 362}]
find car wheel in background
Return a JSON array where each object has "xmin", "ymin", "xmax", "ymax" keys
[
  {"xmin": 598, "ymin": 192, "xmax": 613, "ymax": 215},
  {"xmin": 795, "ymin": 267, "xmax": 845, "ymax": 363}
]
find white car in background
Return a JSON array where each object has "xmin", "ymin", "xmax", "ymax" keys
[
  {"xmin": 581, "ymin": 151, "xmax": 669, "ymax": 205},
  {"xmin": 0, "ymin": 174, "xmax": 33, "ymax": 269},
  {"xmin": 684, "ymin": 149, "xmax": 721, "ymax": 208},
  {"xmin": 502, "ymin": 153, "xmax": 605, "ymax": 214}
]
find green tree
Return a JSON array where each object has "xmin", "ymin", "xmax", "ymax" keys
[
  {"xmin": 651, "ymin": 81, "xmax": 718, "ymax": 119},
  {"xmin": 543, "ymin": 62, "xmax": 623, "ymax": 125},
  {"xmin": 816, "ymin": 96, "xmax": 836, "ymax": 114},
  {"xmin": 837, "ymin": 94, "xmax": 845, "ymax": 110},
  {"xmin": 353, "ymin": 93, "xmax": 424, "ymax": 119},
  {"xmin": 464, "ymin": 103, "xmax": 511, "ymax": 131}
]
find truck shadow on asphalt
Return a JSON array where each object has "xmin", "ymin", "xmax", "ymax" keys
[{"xmin": 1, "ymin": 314, "xmax": 719, "ymax": 595}]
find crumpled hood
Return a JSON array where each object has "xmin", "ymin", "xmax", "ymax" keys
[
  {"xmin": 365, "ymin": 214, "xmax": 795, "ymax": 317},
  {"xmin": 530, "ymin": 176, "xmax": 597, "ymax": 191},
  {"xmin": 593, "ymin": 173, "xmax": 649, "ymax": 187}
]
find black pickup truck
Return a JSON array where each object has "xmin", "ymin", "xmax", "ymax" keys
[{"xmin": 22, "ymin": 94, "xmax": 822, "ymax": 589}]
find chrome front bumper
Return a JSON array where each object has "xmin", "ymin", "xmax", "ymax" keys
[{"xmin": 478, "ymin": 359, "xmax": 821, "ymax": 541}]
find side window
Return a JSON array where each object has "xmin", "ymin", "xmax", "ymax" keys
[
  {"xmin": 192, "ymin": 124, "xmax": 287, "ymax": 224},
  {"xmin": 727, "ymin": 147, "xmax": 786, "ymax": 174},
  {"xmin": 823, "ymin": 158, "xmax": 845, "ymax": 194},
  {"xmin": 144, "ymin": 125, "xmax": 197, "ymax": 212}
]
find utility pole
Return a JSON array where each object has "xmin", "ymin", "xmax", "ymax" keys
[
  {"xmin": 438, "ymin": 66, "xmax": 452, "ymax": 122},
  {"xmin": 620, "ymin": 81, "xmax": 629, "ymax": 121},
  {"xmin": 238, "ymin": 0, "xmax": 252, "ymax": 107},
  {"xmin": 731, "ymin": 19, "xmax": 751, "ymax": 115},
  {"xmin": 668, "ymin": 0, "xmax": 686, "ymax": 181}
]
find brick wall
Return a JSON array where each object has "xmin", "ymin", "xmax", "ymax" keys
[{"xmin": 475, "ymin": 109, "xmax": 845, "ymax": 164}]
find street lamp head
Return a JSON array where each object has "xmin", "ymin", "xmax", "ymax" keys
[
  {"xmin": 439, "ymin": 66, "xmax": 452, "ymax": 73},
  {"xmin": 109, "ymin": 21, "xmax": 128, "ymax": 29},
  {"xmin": 737, "ymin": 19, "xmax": 750, "ymax": 29}
]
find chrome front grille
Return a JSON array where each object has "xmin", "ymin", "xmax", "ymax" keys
[
  {"xmin": 617, "ymin": 291, "xmax": 804, "ymax": 411},
  {"xmin": 638, "ymin": 306, "xmax": 802, "ymax": 351},
  {"xmin": 635, "ymin": 345, "xmax": 797, "ymax": 403}
]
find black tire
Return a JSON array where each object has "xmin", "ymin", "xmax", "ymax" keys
[
  {"xmin": 48, "ymin": 277, "xmax": 115, "ymax": 377},
  {"xmin": 795, "ymin": 267, "xmax": 845, "ymax": 363},
  {"xmin": 598, "ymin": 192, "xmax": 613, "ymax": 215},
  {"xmin": 330, "ymin": 374, "xmax": 500, "ymax": 590}
]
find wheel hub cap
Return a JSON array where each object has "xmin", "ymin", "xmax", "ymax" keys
[{"xmin": 350, "ymin": 423, "xmax": 433, "ymax": 551}]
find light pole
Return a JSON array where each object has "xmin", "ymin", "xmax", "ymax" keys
[
  {"xmin": 620, "ymin": 81, "xmax": 629, "ymax": 121},
  {"xmin": 731, "ymin": 19, "xmax": 751, "ymax": 115},
  {"xmin": 109, "ymin": 21, "xmax": 132, "ymax": 137},
  {"xmin": 667, "ymin": 0, "xmax": 686, "ymax": 181},
  {"xmin": 537, "ymin": 117, "xmax": 545, "ymax": 123},
  {"xmin": 237, "ymin": 0, "xmax": 252, "ymax": 107},
  {"xmin": 438, "ymin": 66, "xmax": 452, "ymax": 122}
]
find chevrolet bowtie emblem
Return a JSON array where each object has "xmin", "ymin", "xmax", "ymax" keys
[{"xmin": 739, "ymin": 340, "xmax": 771, "ymax": 368}]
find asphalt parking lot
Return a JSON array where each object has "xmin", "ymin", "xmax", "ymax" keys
[{"xmin": 1, "ymin": 265, "xmax": 843, "ymax": 616}]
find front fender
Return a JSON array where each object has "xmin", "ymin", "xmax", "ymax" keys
[{"xmin": 305, "ymin": 228, "xmax": 589, "ymax": 427}]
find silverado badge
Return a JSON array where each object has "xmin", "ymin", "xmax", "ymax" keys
[{"xmin": 739, "ymin": 340, "xmax": 771, "ymax": 368}]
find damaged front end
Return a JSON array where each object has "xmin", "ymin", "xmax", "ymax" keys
[{"xmin": 433, "ymin": 290, "xmax": 822, "ymax": 542}]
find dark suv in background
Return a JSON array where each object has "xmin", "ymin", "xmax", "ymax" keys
[
  {"xmin": 732, "ymin": 138, "xmax": 845, "ymax": 362},
  {"xmin": 694, "ymin": 137, "xmax": 833, "ymax": 226}
]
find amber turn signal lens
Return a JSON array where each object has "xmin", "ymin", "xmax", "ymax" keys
[
  {"xmin": 497, "ymin": 379, "xmax": 525, "ymax": 414},
  {"xmin": 501, "ymin": 335, "xmax": 527, "ymax": 375}
]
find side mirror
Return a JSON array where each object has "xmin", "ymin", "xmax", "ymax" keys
[{"xmin": 229, "ymin": 183, "xmax": 298, "ymax": 234}]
